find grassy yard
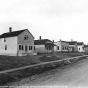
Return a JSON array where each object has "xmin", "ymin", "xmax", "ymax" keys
[
  {"xmin": 0, "ymin": 55, "xmax": 41, "ymax": 71},
  {"xmin": 0, "ymin": 52, "xmax": 86, "ymax": 71},
  {"xmin": 38, "ymin": 52, "xmax": 86, "ymax": 59},
  {"xmin": 0, "ymin": 53, "xmax": 87, "ymax": 85}
]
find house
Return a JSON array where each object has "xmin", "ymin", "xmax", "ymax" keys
[
  {"xmin": 68, "ymin": 40, "xmax": 78, "ymax": 52},
  {"xmin": 77, "ymin": 42, "xmax": 84, "ymax": 52},
  {"xmin": 54, "ymin": 40, "xmax": 69, "ymax": 53},
  {"xmin": 84, "ymin": 45, "xmax": 88, "ymax": 52},
  {"xmin": 34, "ymin": 36, "xmax": 54, "ymax": 53},
  {"xmin": 0, "ymin": 27, "xmax": 36, "ymax": 56}
]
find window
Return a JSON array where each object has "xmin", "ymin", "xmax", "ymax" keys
[
  {"xmin": 49, "ymin": 46, "xmax": 51, "ymax": 50},
  {"xmin": 31, "ymin": 46, "xmax": 32, "ymax": 50},
  {"xmin": 79, "ymin": 48, "xmax": 80, "ymax": 50},
  {"xmin": 25, "ymin": 45, "xmax": 27, "ymax": 51},
  {"xmin": 19, "ymin": 45, "xmax": 24, "ymax": 50},
  {"xmin": 27, "ymin": 35, "xmax": 28, "ymax": 40},
  {"xmin": 24, "ymin": 35, "xmax": 26, "ymax": 40},
  {"xmin": 34, "ymin": 46, "xmax": 35, "ymax": 50},
  {"xmin": 57, "ymin": 46, "xmax": 59, "ymax": 50},
  {"xmin": 4, "ymin": 38, "xmax": 6, "ymax": 42},
  {"xmin": 62, "ymin": 46, "xmax": 64, "ymax": 50},
  {"xmin": 24, "ymin": 35, "xmax": 28, "ymax": 40},
  {"xmin": 29, "ymin": 46, "xmax": 32, "ymax": 50},
  {"xmin": 29, "ymin": 46, "xmax": 30, "ymax": 50},
  {"xmin": 19, "ymin": 45, "xmax": 21, "ymax": 50},
  {"xmin": 22, "ymin": 45, "xmax": 24, "ymax": 50},
  {"xmin": 5, "ymin": 45, "xmax": 7, "ymax": 50},
  {"xmin": 65, "ymin": 47, "xmax": 66, "ymax": 50}
]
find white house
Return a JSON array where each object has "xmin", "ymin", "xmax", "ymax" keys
[
  {"xmin": 68, "ymin": 40, "xmax": 78, "ymax": 52},
  {"xmin": 77, "ymin": 42, "xmax": 84, "ymax": 52},
  {"xmin": 54, "ymin": 40, "xmax": 69, "ymax": 53},
  {"xmin": 34, "ymin": 36, "xmax": 54, "ymax": 53},
  {"xmin": 0, "ymin": 27, "xmax": 36, "ymax": 56}
]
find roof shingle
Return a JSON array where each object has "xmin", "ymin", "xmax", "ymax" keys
[
  {"xmin": 34, "ymin": 39, "xmax": 53, "ymax": 45},
  {"xmin": 0, "ymin": 29, "xmax": 25, "ymax": 38}
]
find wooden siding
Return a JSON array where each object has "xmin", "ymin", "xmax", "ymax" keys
[{"xmin": 0, "ymin": 37, "xmax": 17, "ymax": 56}]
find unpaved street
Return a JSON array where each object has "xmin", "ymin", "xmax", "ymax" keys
[{"xmin": 9, "ymin": 58, "xmax": 88, "ymax": 88}]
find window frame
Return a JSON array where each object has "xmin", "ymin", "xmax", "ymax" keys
[
  {"xmin": 19, "ymin": 45, "xmax": 21, "ymax": 50},
  {"xmin": 5, "ymin": 45, "xmax": 7, "ymax": 50},
  {"xmin": 22, "ymin": 45, "xmax": 24, "ymax": 50},
  {"xmin": 25, "ymin": 45, "xmax": 28, "ymax": 51},
  {"xmin": 62, "ymin": 46, "xmax": 64, "ymax": 50},
  {"xmin": 57, "ymin": 46, "xmax": 59, "ymax": 50},
  {"xmin": 4, "ymin": 38, "xmax": 6, "ymax": 42},
  {"xmin": 79, "ymin": 48, "xmax": 80, "ymax": 50},
  {"xmin": 24, "ymin": 35, "xmax": 28, "ymax": 40},
  {"xmin": 31, "ymin": 46, "xmax": 32, "ymax": 50}
]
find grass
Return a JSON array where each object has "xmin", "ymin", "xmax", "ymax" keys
[
  {"xmin": 0, "ymin": 53, "xmax": 87, "ymax": 85},
  {"xmin": 0, "ymin": 52, "xmax": 86, "ymax": 71},
  {"xmin": 0, "ymin": 55, "xmax": 41, "ymax": 71},
  {"xmin": 39, "ymin": 56, "xmax": 60, "ymax": 62},
  {"xmin": 38, "ymin": 52, "xmax": 86, "ymax": 59},
  {"xmin": 1, "ymin": 55, "xmax": 88, "ymax": 86}
]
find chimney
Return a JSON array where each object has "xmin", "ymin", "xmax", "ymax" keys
[
  {"xmin": 71, "ymin": 39, "xmax": 73, "ymax": 41},
  {"xmin": 39, "ymin": 36, "xmax": 41, "ymax": 40},
  {"xmin": 60, "ymin": 39, "xmax": 61, "ymax": 41},
  {"xmin": 53, "ymin": 40, "xmax": 54, "ymax": 43},
  {"xmin": 9, "ymin": 27, "xmax": 12, "ymax": 33}
]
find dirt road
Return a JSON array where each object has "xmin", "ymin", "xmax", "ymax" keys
[{"xmin": 9, "ymin": 58, "xmax": 88, "ymax": 88}]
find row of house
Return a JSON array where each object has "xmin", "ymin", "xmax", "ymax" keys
[
  {"xmin": 34, "ymin": 37, "xmax": 88, "ymax": 53},
  {"xmin": 54, "ymin": 40, "xmax": 84, "ymax": 53},
  {"xmin": 0, "ymin": 27, "xmax": 88, "ymax": 56}
]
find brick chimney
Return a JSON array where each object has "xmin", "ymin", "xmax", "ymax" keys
[
  {"xmin": 39, "ymin": 36, "xmax": 41, "ymax": 40},
  {"xmin": 71, "ymin": 39, "xmax": 73, "ymax": 41},
  {"xmin": 9, "ymin": 27, "xmax": 12, "ymax": 33},
  {"xmin": 53, "ymin": 40, "xmax": 54, "ymax": 43},
  {"xmin": 60, "ymin": 39, "xmax": 61, "ymax": 41}
]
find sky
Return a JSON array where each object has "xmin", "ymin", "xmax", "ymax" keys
[{"xmin": 0, "ymin": 0, "xmax": 88, "ymax": 44}]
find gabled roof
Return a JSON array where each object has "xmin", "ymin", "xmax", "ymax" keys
[
  {"xmin": 61, "ymin": 41, "xmax": 69, "ymax": 43},
  {"xmin": 0, "ymin": 29, "xmax": 25, "ymax": 38},
  {"xmin": 55, "ymin": 40, "xmax": 68, "ymax": 43},
  {"xmin": 0, "ymin": 29, "xmax": 34, "ymax": 38},
  {"xmin": 67, "ymin": 41, "xmax": 77, "ymax": 45},
  {"xmin": 77, "ymin": 42, "xmax": 84, "ymax": 45},
  {"xmin": 34, "ymin": 39, "xmax": 53, "ymax": 45}
]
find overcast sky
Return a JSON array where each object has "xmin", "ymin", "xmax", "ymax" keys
[{"xmin": 0, "ymin": 0, "xmax": 88, "ymax": 44}]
